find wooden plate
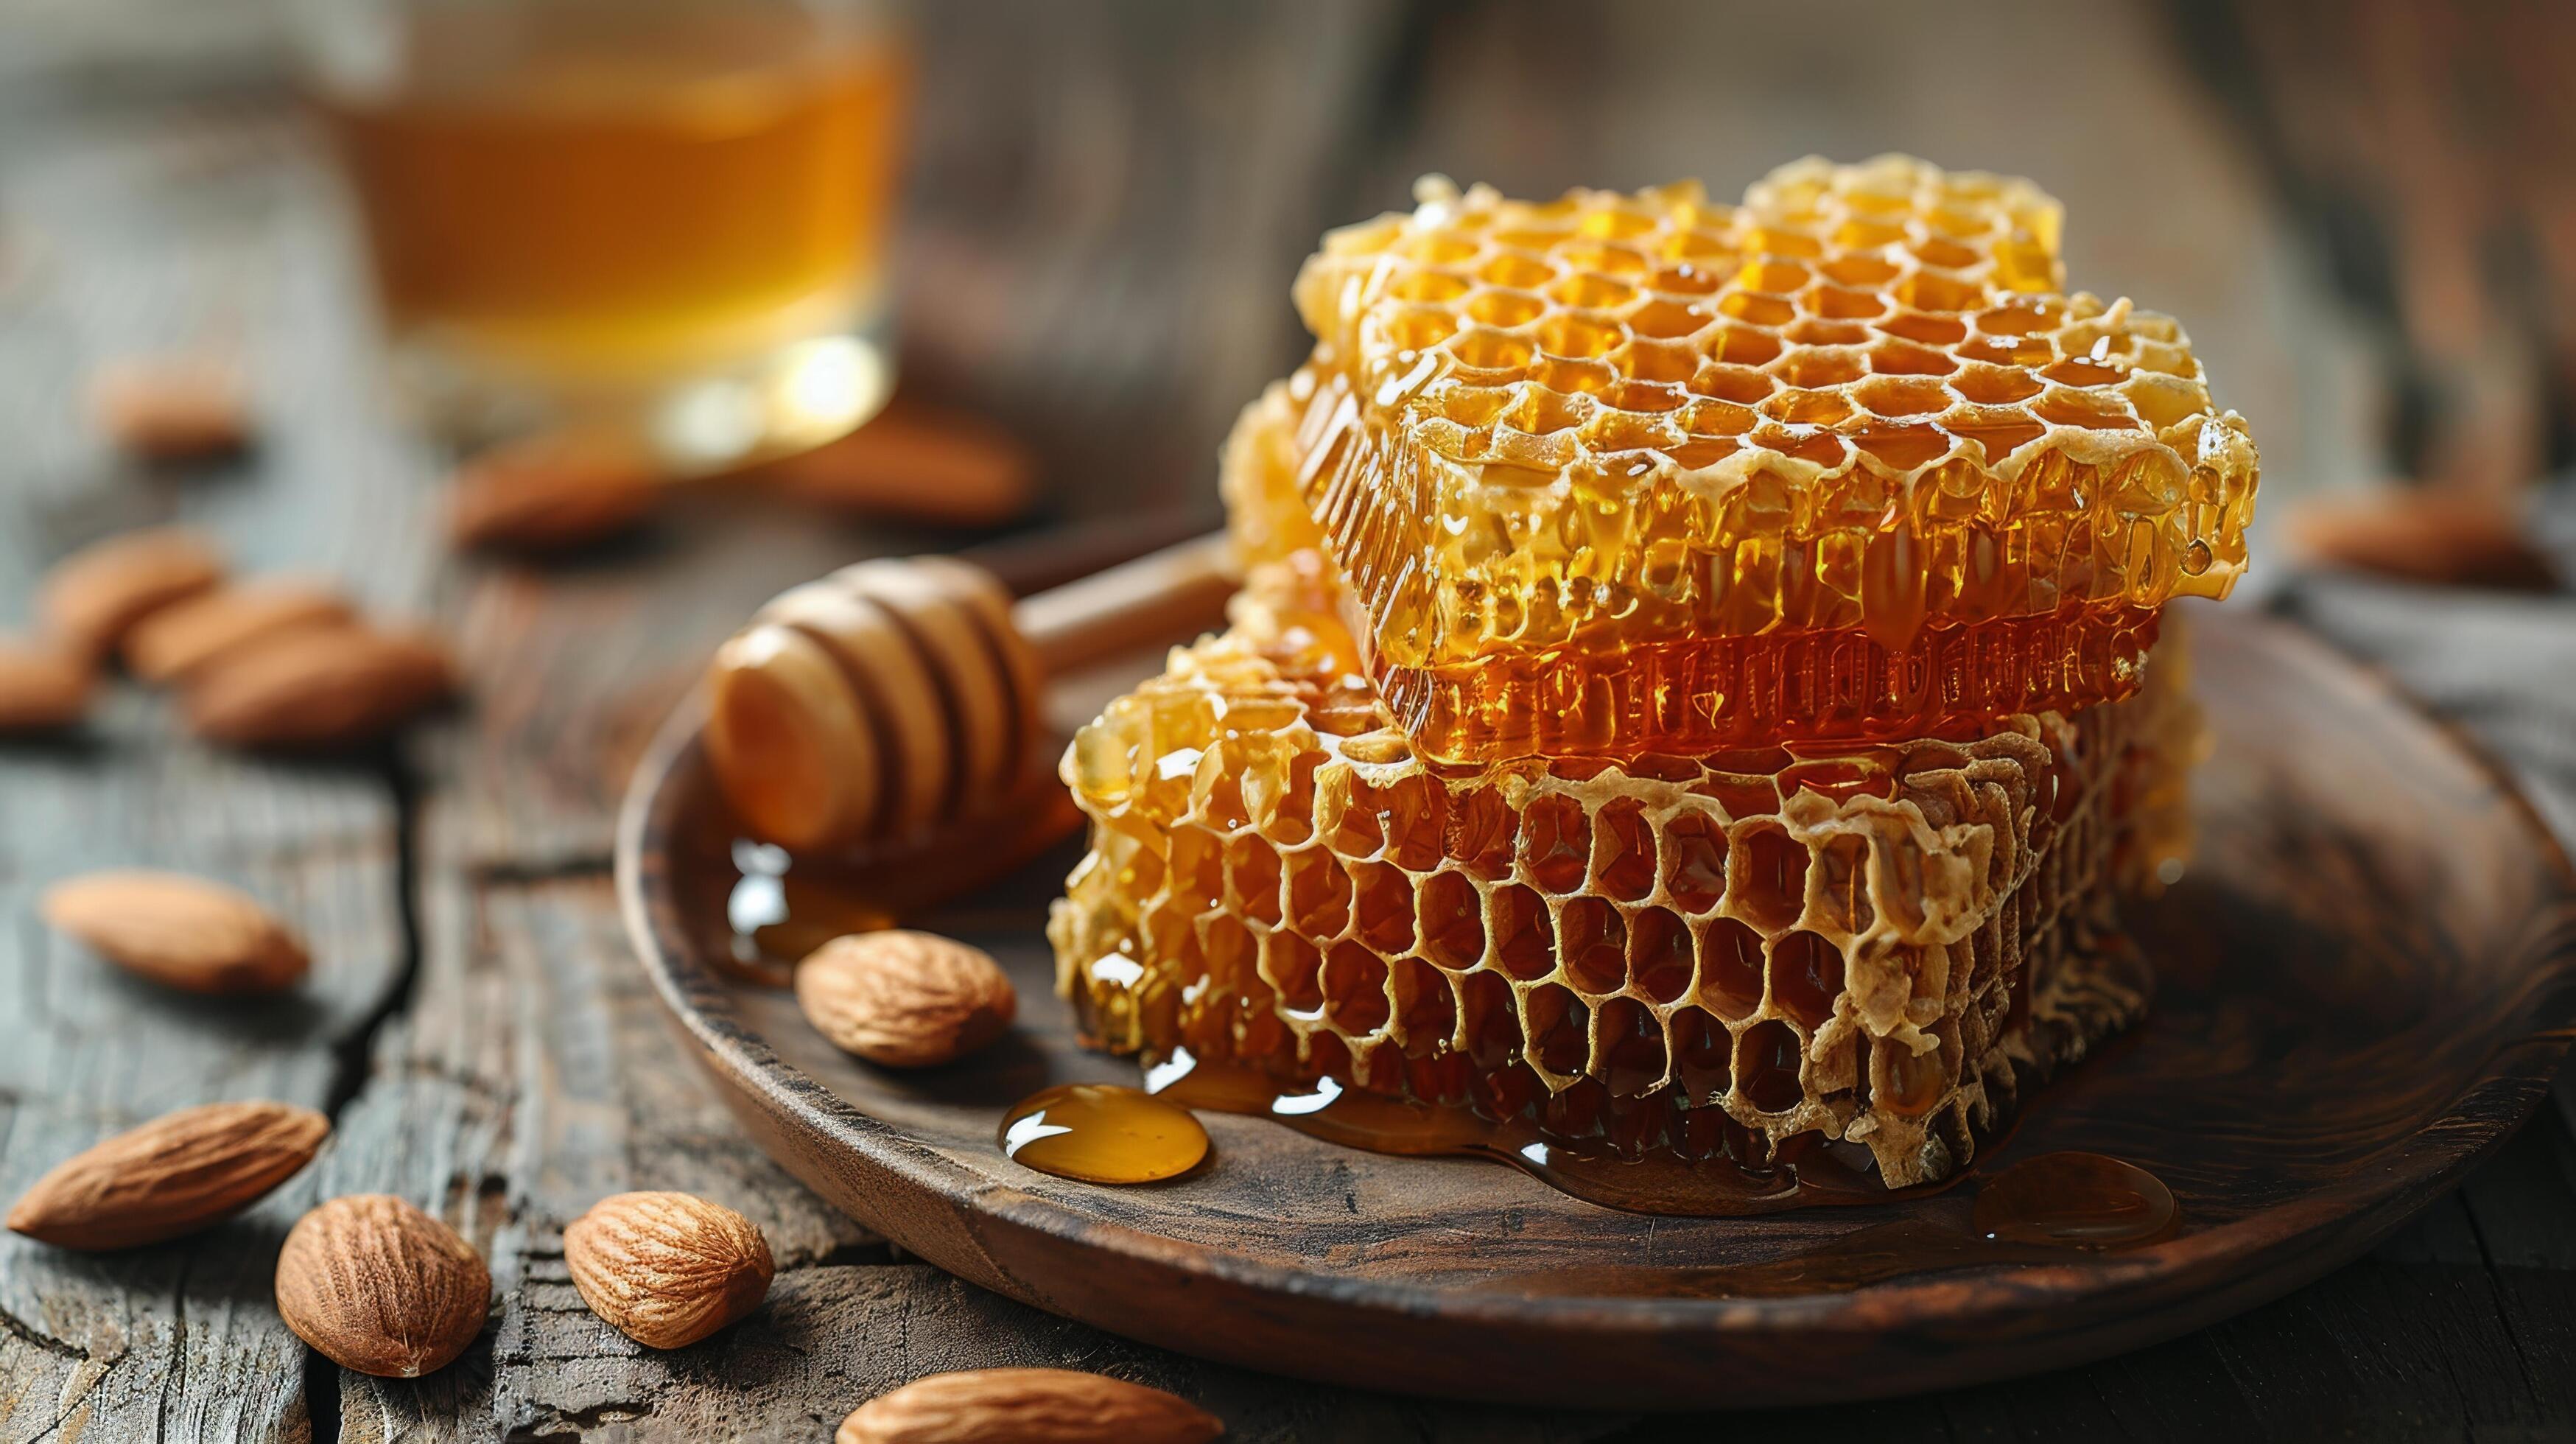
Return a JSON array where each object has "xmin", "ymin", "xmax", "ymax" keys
[{"xmin": 615, "ymin": 610, "xmax": 2576, "ymax": 1409}]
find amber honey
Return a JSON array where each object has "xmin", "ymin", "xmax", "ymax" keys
[
  {"xmin": 1971, "ymin": 1150, "xmax": 2176, "ymax": 1248},
  {"xmin": 1050, "ymin": 557, "xmax": 2177, "ymax": 1196},
  {"xmin": 318, "ymin": 0, "xmax": 906, "ymax": 385},
  {"xmin": 1000, "ymin": 1084, "xmax": 1210, "ymax": 1185},
  {"xmin": 1243, "ymin": 156, "xmax": 2260, "ymax": 763}
]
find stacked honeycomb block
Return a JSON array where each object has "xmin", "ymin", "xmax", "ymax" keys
[
  {"xmin": 1055, "ymin": 156, "xmax": 2239, "ymax": 1192},
  {"xmin": 1053, "ymin": 557, "xmax": 2169, "ymax": 1188},
  {"xmin": 1282, "ymin": 155, "xmax": 2257, "ymax": 762}
]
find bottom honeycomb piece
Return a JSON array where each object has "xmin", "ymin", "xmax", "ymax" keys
[{"xmin": 1050, "ymin": 556, "xmax": 2180, "ymax": 1192}]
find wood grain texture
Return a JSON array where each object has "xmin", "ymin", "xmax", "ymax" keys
[
  {"xmin": 620, "ymin": 610, "xmax": 2576, "ymax": 1409},
  {"xmin": 0, "ymin": 4, "xmax": 2570, "ymax": 1441}
]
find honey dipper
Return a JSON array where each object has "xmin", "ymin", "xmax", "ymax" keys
[{"xmin": 706, "ymin": 532, "xmax": 1234, "ymax": 853}]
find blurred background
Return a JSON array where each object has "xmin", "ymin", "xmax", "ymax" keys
[
  {"xmin": 0, "ymin": 0, "xmax": 2566, "ymax": 609},
  {"xmin": 4, "ymin": 0, "xmax": 2573, "ymax": 575}
]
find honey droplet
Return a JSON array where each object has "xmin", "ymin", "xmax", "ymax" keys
[
  {"xmin": 1971, "ymin": 1151, "xmax": 2175, "ymax": 1250},
  {"xmin": 1000, "ymin": 1084, "xmax": 1210, "ymax": 1185}
]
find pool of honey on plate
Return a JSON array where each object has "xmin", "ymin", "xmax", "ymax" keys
[
  {"xmin": 675, "ymin": 778, "xmax": 2183, "ymax": 1252},
  {"xmin": 987, "ymin": 1045, "xmax": 2186, "ymax": 1294},
  {"xmin": 999, "ymin": 1084, "xmax": 1210, "ymax": 1185}
]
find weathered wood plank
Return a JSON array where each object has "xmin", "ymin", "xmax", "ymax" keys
[
  {"xmin": 0, "ymin": 99, "xmax": 433, "ymax": 1444},
  {"xmin": 313, "ymin": 865, "xmax": 1625, "ymax": 1441},
  {"xmin": 0, "ymin": 7, "xmax": 2569, "ymax": 1443}
]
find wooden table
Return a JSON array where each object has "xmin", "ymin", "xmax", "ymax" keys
[{"xmin": 2, "ymin": 15, "xmax": 2572, "ymax": 1442}]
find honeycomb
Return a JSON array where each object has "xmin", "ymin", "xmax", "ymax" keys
[
  {"xmin": 1049, "ymin": 555, "xmax": 2174, "ymax": 1188},
  {"xmin": 1277, "ymin": 155, "xmax": 2259, "ymax": 762},
  {"xmin": 1218, "ymin": 377, "xmax": 1324, "ymax": 575}
]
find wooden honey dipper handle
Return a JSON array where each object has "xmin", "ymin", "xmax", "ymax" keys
[
  {"xmin": 1011, "ymin": 532, "xmax": 1239, "ymax": 674},
  {"xmin": 706, "ymin": 533, "xmax": 1233, "ymax": 853}
]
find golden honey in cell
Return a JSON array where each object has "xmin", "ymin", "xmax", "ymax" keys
[
  {"xmin": 307, "ymin": 0, "xmax": 905, "ymax": 460},
  {"xmin": 1053, "ymin": 155, "xmax": 2248, "ymax": 1211},
  {"xmin": 1049, "ymin": 555, "xmax": 2179, "ymax": 1196},
  {"xmin": 1252, "ymin": 155, "xmax": 2259, "ymax": 763}
]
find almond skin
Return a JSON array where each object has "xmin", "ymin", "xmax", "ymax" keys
[
  {"xmin": 838, "ymin": 1369, "xmax": 1224, "ymax": 1444},
  {"xmin": 0, "ymin": 637, "xmax": 94, "ymax": 732},
  {"xmin": 88, "ymin": 356, "xmax": 254, "ymax": 463},
  {"xmin": 124, "ymin": 578, "xmax": 352, "ymax": 685},
  {"xmin": 42, "ymin": 869, "xmax": 309, "ymax": 994},
  {"xmin": 39, "ymin": 528, "xmax": 226, "ymax": 659},
  {"xmin": 8, "ymin": 1101, "xmax": 328, "ymax": 1250},
  {"xmin": 564, "ymin": 1191, "xmax": 775, "ymax": 1349},
  {"xmin": 447, "ymin": 430, "xmax": 661, "ymax": 552},
  {"xmin": 185, "ymin": 625, "xmax": 455, "ymax": 749},
  {"xmin": 795, "ymin": 931, "xmax": 1017, "ymax": 1068},
  {"xmin": 276, "ymin": 1194, "xmax": 489, "ymax": 1378}
]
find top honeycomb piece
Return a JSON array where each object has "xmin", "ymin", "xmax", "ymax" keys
[{"xmin": 1280, "ymin": 155, "xmax": 2259, "ymax": 763}]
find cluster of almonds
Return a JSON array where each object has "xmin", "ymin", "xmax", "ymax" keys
[
  {"xmin": 32, "ymin": 362, "xmax": 1206, "ymax": 1435},
  {"xmin": 20, "ymin": 873, "xmax": 1211, "ymax": 1435},
  {"xmin": 447, "ymin": 404, "xmax": 1039, "ymax": 554},
  {"xmin": 0, "ymin": 526, "xmax": 455, "ymax": 746},
  {"xmin": 7, "ymin": 1101, "xmax": 1218, "ymax": 1438},
  {"xmin": 3, "ymin": 1098, "xmax": 774, "ymax": 1376}
]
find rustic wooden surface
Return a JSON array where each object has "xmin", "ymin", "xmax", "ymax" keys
[
  {"xmin": 1, "ymin": 4, "xmax": 2571, "ymax": 1440},
  {"xmin": 618, "ymin": 611, "xmax": 2576, "ymax": 1413}
]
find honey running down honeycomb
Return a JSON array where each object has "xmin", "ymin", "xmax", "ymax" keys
[
  {"xmin": 1050, "ymin": 555, "xmax": 2176, "ymax": 1190},
  {"xmin": 1270, "ymin": 155, "xmax": 2258, "ymax": 762}
]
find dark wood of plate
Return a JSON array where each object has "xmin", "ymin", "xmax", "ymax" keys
[{"xmin": 615, "ymin": 609, "xmax": 2576, "ymax": 1409}]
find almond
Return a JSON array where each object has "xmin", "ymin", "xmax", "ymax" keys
[
  {"xmin": 563, "ymin": 1191, "xmax": 774, "ymax": 1349},
  {"xmin": 43, "ymin": 868, "xmax": 309, "ymax": 994},
  {"xmin": 795, "ymin": 931, "xmax": 1017, "ymax": 1068},
  {"xmin": 88, "ymin": 356, "xmax": 253, "ymax": 463},
  {"xmin": 186, "ymin": 624, "xmax": 455, "ymax": 749},
  {"xmin": 0, "ymin": 636, "xmax": 94, "ymax": 732},
  {"xmin": 39, "ymin": 527, "xmax": 226, "ymax": 659},
  {"xmin": 837, "ymin": 1369, "xmax": 1224, "ymax": 1444},
  {"xmin": 762, "ymin": 407, "xmax": 1035, "ymax": 528},
  {"xmin": 8, "ymin": 1100, "xmax": 328, "ymax": 1250},
  {"xmin": 276, "ymin": 1194, "xmax": 489, "ymax": 1378},
  {"xmin": 447, "ymin": 430, "xmax": 662, "ymax": 552},
  {"xmin": 124, "ymin": 577, "xmax": 352, "ymax": 684},
  {"xmin": 2284, "ymin": 488, "xmax": 2561, "ymax": 591}
]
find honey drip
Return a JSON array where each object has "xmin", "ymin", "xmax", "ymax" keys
[
  {"xmin": 1000, "ymin": 1084, "xmax": 1210, "ymax": 1185},
  {"xmin": 1481, "ymin": 1151, "xmax": 2179, "ymax": 1298},
  {"xmin": 1369, "ymin": 601, "xmax": 2161, "ymax": 763},
  {"xmin": 1970, "ymin": 1149, "xmax": 2175, "ymax": 1247},
  {"xmin": 726, "ymin": 839, "xmax": 896, "ymax": 981},
  {"xmin": 1141, "ymin": 1048, "xmax": 1895, "ymax": 1216}
]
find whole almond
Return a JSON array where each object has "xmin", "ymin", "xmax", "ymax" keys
[
  {"xmin": 88, "ymin": 356, "xmax": 253, "ymax": 463},
  {"xmin": 762, "ymin": 407, "xmax": 1035, "ymax": 528},
  {"xmin": 124, "ymin": 578, "xmax": 352, "ymax": 685},
  {"xmin": 838, "ymin": 1369, "xmax": 1224, "ymax": 1444},
  {"xmin": 563, "ymin": 1191, "xmax": 775, "ymax": 1349},
  {"xmin": 186, "ymin": 625, "xmax": 455, "ymax": 749},
  {"xmin": 40, "ymin": 528, "xmax": 226, "ymax": 659},
  {"xmin": 276, "ymin": 1194, "xmax": 489, "ymax": 1378},
  {"xmin": 0, "ymin": 637, "xmax": 94, "ymax": 732},
  {"xmin": 8, "ymin": 1100, "xmax": 328, "ymax": 1250},
  {"xmin": 43, "ymin": 869, "xmax": 309, "ymax": 994},
  {"xmin": 795, "ymin": 931, "xmax": 1017, "ymax": 1068},
  {"xmin": 2285, "ymin": 488, "xmax": 2560, "ymax": 590},
  {"xmin": 447, "ymin": 430, "xmax": 661, "ymax": 552}
]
